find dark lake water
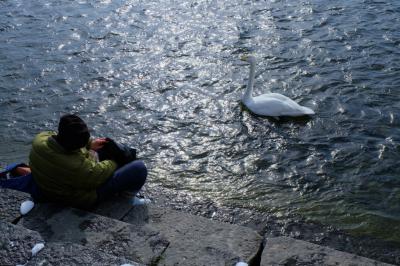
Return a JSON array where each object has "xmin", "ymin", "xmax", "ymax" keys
[{"xmin": 1, "ymin": 0, "xmax": 400, "ymax": 245}]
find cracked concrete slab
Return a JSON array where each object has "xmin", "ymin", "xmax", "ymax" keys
[{"xmin": 122, "ymin": 204, "xmax": 263, "ymax": 265}]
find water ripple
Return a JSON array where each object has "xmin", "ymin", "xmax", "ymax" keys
[{"xmin": 1, "ymin": 0, "xmax": 400, "ymax": 244}]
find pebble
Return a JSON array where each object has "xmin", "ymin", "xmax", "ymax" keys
[
  {"xmin": 20, "ymin": 200, "xmax": 34, "ymax": 215},
  {"xmin": 31, "ymin": 243, "xmax": 45, "ymax": 256}
]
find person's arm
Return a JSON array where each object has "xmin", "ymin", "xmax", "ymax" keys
[{"xmin": 70, "ymin": 152, "xmax": 117, "ymax": 190}]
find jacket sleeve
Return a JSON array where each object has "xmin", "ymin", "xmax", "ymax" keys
[{"xmin": 71, "ymin": 154, "xmax": 117, "ymax": 189}]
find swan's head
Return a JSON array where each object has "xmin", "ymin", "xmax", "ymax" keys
[{"xmin": 240, "ymin": 55, "xmax": 256, "ymax": 64}]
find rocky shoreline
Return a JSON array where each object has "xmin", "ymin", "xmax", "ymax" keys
[
  {"xmin": 144, "ymin": 184, "xmax": 400, "ymax": 265},
  {"xmin": 1, "ymin": 187, "xmax": 397, "ymax": 265}
]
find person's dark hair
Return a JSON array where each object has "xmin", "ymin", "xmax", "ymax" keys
[{"xmin": 55, "ymin": 114, "xmax": 90, "ymax": 151}]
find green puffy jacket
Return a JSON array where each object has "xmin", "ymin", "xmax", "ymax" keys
[{"xmin": 29, "ymin": 131, "xmax": 117, "ymax": 208}]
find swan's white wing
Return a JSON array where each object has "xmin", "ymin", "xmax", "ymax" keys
[
  {"xmin": 262, "ymin": 93, "xmax": 293, "ymax": 102},
  {"xmin": 246, "ymin": 93, "xmax": 314, "ymax": 116}
]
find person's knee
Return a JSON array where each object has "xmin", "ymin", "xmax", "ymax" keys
[{"xmin": 133, "ymin": 160, "xmax": 147, "ymax": 184}]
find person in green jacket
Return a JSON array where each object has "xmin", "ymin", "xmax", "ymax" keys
[{"xmin": 28, "ymin": 114, "xmax": 147, "ymax": 209}]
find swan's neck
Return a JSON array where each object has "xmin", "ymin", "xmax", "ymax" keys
[{"xmin": 243, "ymin": 60, "xmax": 255, "ymax": 103}]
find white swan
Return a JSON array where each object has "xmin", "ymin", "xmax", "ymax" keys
[{"xmin": 241, "ymin": 55, "xmax": 315, "ymax": 117}]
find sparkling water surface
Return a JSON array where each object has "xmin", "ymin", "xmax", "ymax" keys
[{"xmin": 1, "ymin": 0, "xmax": 400, "ymax": 244}]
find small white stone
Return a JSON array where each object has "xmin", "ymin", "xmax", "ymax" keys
[
  {"xmin": 31, "ymin": 243, "xmax": 45, "ymax": 256},
  {"xmin": 20, "ymin": 200, "xmax": 34, "ymax": 215},
  {"xmin": 235, "ymin": 262, "xmax": 248, "ymax": 266},
  {"xmin": 120, "ymin": 264, "xmax": 135, "ymax": 266}
]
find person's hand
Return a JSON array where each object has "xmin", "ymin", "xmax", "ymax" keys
[
  {"xmin": 14, "ymin": 167, "xmax": 31, "ymax": 176},
  {"xmin": 90, "ymin": 138, "xmax": 108, "ymax": 151}
]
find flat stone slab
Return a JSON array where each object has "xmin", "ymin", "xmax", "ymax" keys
[
  {"xmin": 0, "ymin": 220, "xmax": 44, "ymax": 266},
  {"xmin": 261, "ymin": 237, "xmax": 393, "ymax": 266},
  {"xmin": 94, "ymin": 193, "xmax": 134, "ymax": 220},
  {"xmin": 26, "ymin": 242, "xmax": 142, "ymax": 266},
  {"xmin": 122, "ymin": 205, "xmax": 263, "ymax": 265},
  {"xmin": 19, "ymin": 204, "xmax": 169, "ymax": 265},
  {"xmin": 0, "ymin": 188, "xmax": 31, "ymax": 222}
]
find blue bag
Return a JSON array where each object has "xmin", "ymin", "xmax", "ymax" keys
[
  {"xmin": 0, "ymin": 163, "xmax": 40, "ymax": 200},
  {"xmin": 0, "ymin": 162, "xmax": 27, "ymax": 178}
]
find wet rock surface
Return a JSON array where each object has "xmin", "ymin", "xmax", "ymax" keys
[
  {"xmin": 26, "ymin": 242, "xmax": 142, "ymax": 266},
  {"xmin": 0, "ymin": 220, "xmax": 44, "ymax": 266},
  {"xmin": 0, "ymin": 188, "xmax": 31, "ymax": 222},
  {"xmin": 261, "ymin": 237, "xmax": 394, "ymax": 266},
  {"xmin": 19, "ymin": 204, "xmax": 169, "ymax": 265}
]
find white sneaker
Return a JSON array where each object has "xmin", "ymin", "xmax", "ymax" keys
[{"xmin": 132, "ymin": 196, "xmax": 151, "ymax": 206}]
